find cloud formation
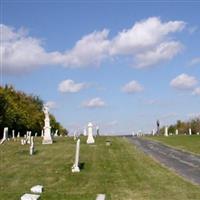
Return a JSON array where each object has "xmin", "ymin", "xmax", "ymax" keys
[
  {"xmin": 82, "ymin": 97, "xmax": 106, "ymax": 108},
  {"xmin": 192, "ymin": 87, "xmax": 200, "ymax": 96},
  {"xmin": 58, "ymin": 79, "xmax": 88, "ymax": 93},
  {"xmin": 1, "ymin": 17, "xmax": 186, "ymax": 74},
  {"xmin": 122, "ymin": 80, "xmax": 144, "ymax": 94},
  {"xmin": 189, "ymin": 57, "xmax": 200, "ymax": 66},
  {"xmin": 170, "ymin": 73, "xmax": 198, "ymax": 90}
]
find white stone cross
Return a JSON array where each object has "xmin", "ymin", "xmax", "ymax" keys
[{"xmin": 72, "ymin": 139, "xmax": 80, "ymax": 173}]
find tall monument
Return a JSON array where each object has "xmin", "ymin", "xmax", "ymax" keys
[{"xmin": 42, "ymin": 106, "xmax": 53, "ymax": 144}]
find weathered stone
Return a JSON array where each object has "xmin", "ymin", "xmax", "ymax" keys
[
  {"xmin": 30, "ymin": 185, "xmax": 43, "ymax": 194},
  {"xmin": 21, "ymin": 193, "xmax": 40, "ymax": 200}
]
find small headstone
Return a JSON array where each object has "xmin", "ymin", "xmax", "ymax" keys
[
  {"xmin": 96, "ymin": 194, "xmax": 106, "ymax": 200},
  {"xmin": 164, "ymin": 126, "xmax": 168, "ymax": 137},
  {"xmin": 87, "ymin": 122, "xmax": 95, "ymax": 144},
  {"xmin": 0, "ymin": 127, "xmax": 9, "ymax": 144},
  {"xmin": 12, "ymin": 130, "xmax": 15, "ymax": 140},
  {"xmin": 35, "ymin": 132, "xmax": 38, "ymax": 137},
  {"xmin": 175, "ymin": 129, "xmax": 178, "ymax": 135},
  {"xmin": 106, "ymin": 141, "xmax": 111, "ymax": 146},
  {"xmin": 21, "ymin": 139, "xmax": 25, "ymax": 145},
  {"xmin": 72, "ymin": 139, "xmax": 80, "ymax": 173},
  {"xmin": 197, "ymin": 132, "xmax": 199, "ymax": 135},
  {"xmin": 54, "ymin": 130, "xmax": 58, "ymax": 137},
  {"xmin": 189, "ymin": 128, "xmax": 192, "ymax": 135},
  {"xmin": 96, "ymin": 126, "xmax": 100, "ymax": 136},
  {"xmin": 30, "ymin": 136, "xmax": 35, "ymax": 155},
  {"xmin": 30, "ymin": 185, "xmax": 43, "ymax": 194},
  {"xmin": 21, "ymin": 193, "xmax": 40, "ymax": 200},
  {"xmin": 17, "ymin": 132, "xmax": 20, "ymax": 138}
]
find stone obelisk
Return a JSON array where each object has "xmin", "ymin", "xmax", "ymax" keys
[{"xmin": 42, "ymin": 106, "xmax": 53, "ymax": 144}]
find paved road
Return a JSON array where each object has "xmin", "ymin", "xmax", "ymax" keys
[{"xmin": 127, "ymin": 136, "xmax": 200, "ymax": 185}]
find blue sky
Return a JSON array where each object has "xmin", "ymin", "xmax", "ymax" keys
[{"xmin": 1, "ymin": 1, "xmax": 200, "ymax": 134}]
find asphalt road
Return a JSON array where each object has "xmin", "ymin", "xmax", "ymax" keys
[{"xmin": 127, "ymin": 136, "xmax": 200, "ymax": 185}]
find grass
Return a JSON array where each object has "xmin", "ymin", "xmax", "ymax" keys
[
  {"xmin": 145, "ymin": 135, "xmax": 200, "ymax": 154},
  {"xmin": 0, "ymin": 136, "xmax": 200, "ymax": 200}
]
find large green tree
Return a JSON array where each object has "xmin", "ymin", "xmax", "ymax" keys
[{"xmin": 0, "ymin": 85, "xmax": 67, "ymax": 138}]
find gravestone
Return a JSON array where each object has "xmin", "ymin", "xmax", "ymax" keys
[
  {"xmin": 12, "ymin": 130, "xmax": 15, "ymax": 140},
  {"xmin": 197, "ymin": 132, "xmax": 199, "ymax": 135},
  {"xmin": 42, "ymin": 106, "xmax": 53, "ymax": 144},
  {"xmin": 164, "ymin": 126, "xmax": 168, "ymax": 137},
  {"xmin": 35, "ymin": 132, "xmax": 38, "ymax": 137},
  {"xmin": 54, "ymin": 130, "xmax": 58, "ymax": 137},
  {"xmin": 189, "ymin": 128, "xmax": 192, "ymax": 135},
  {"xmin": 0, "ymin": 127, "xmax": 9, "ymax": 144},
  {"xmin": 21, "ymin": 193, "xmax": 40, "ymax": 200},
  {"xmin": 30, "ymin": 185, "xmax": 43, "ymax": 194},
  {"xmin": 87, "ymin": 122, "xmax": 95, "ymax": 144},
  {"xmin": 17, "ymin": 132, "xmax": 20, "ymax": 138},
  {"xmin": 72, "ymin": 139, "xmax": 80, "ymax": 173},
  {"xmin": 41, "ymin": 130, "xmax": 44, "ymax": 137},
  {"xmin": 30, "ymin": 136, "xmax": 34, "ymax": 155},
  {"xmin": 96, "ymin": 194, "xmax": 106, "ymax": 200},
  {"xmin": 175, "ymin": 129, "xmax": 178, "ymax": 135},
  {"xmin": 27, "ymin": 131, "xmax": 31, "ymax": 144}
]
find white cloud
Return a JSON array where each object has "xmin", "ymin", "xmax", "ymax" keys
[
  {"xmin": 122, "ymin": 80, "xmax": 144, "ymax": 93},
  {"xmin": 61, "ymin": 30, "xmax": 110, "ymax": 67},
  {"xmin": 135, "ymin": 41, "xmax": 183, "ymax": 68},
  {"xmin": 192, "ymin": 87, "xmax": 200, "ymax": 96},
  {"xmin": 58, "ymin": 79, "xmax": 87, "ymax": 93},
  {"xmin": 189, "ymin": 57, "xmax": 200, "ymax": 66},
  {"xmin": 110, "ymin": 17, "xmax": 185, "ymax": 55},
  {"xmin": 45, "ymin": 101, "xmax": 57, "ymax": 109},
  {"xmin": 82, "ymin": 97, "xmax": 106, "ymax": 108},
  {"xmin": 170, "ymin": 73, "xmax": 198, "ymax": 90},
  {"xmin": 1, "ymin": 17, "xmax": 186, "ymax": 74}
]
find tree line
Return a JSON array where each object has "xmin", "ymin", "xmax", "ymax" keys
[
  {"xmin": 0, "ymin": 85, "xmax": 68, "ymax": 138},
  {"xmin": 160, "ymin": 118, "xmax": 200, "ymax": 135}
]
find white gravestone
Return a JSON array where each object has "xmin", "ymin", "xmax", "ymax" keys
[
  {"xmin": 42, "ymin": 106, "xmax": 53, "ymax": 144},
  {"xmin": 17, "ymin": 132, "xmax": 20, "ymax": 138},
  {"xmin": 197, "ymin": 132, "xmax": 199, "ymax": 135},
  {"xmin": 87, "ymin": 122, "xmax": 95, "ymax": 144},
  {"xmin": 96, "ymin": 194, "xmax": 106, "ymax": 200},
  {"xmin": 30, "ymin": 185, "xmax": 43, "ymax": 194},
  {"xmin": 164, "ymin": 126, "xmax": 168, "ymax": 137},
  {"xmin": 12, "ymin": 130, "xmax": 15, "ymax": 140},
  {"xmin": 27, "ymin": 131, "xmax": 31, "ymax": 144},
  {"xmin": 152, "ymin": 129, "xmax": 155, "ymax": 136},
  {"xmin": 21, "ymin": 193, "xmax": 40, "ymax": 200},
  {"xmin": 72, "ymin": 139, "xmax": 80, "ymax": 173},
  {"xmin": 189, "ymin": 128, "xmax": 192, "ymax": 135},
  {"xmin": 30, "ymin": 136, "xmax": 34, "ymax": 155},
  {"xmin": 0, "ymin": 127, "xmax": 9, "ymax": 144},
  {"xmin": 35, "ymin": 132, "xmax": 38, "ymax": 137},
  {"xmin": 54, "ymin": 130, "xmax": 58, "ymax": 137},
  {"xmin": 175, "ymin": 129, "xmax": 178, "ymax": 135}
]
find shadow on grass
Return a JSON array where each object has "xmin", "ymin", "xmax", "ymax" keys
[{"xmin": 79, "ymin": 162, "xmax": 85, "ymax": 170}]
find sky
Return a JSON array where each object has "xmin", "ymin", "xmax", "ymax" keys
[{"xmin": 1, "ymin": 1, "xmax": 200, "ymax": 135}]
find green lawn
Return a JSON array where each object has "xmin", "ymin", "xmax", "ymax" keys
[
  {"xmin": 0, "ymin": 136, "xmax": 200, "ymax": 200},
  {"xmin": 145, "ymin": 135, "xmax": 200, "ymax": 154}
]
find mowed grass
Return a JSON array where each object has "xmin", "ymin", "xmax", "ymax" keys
[
  {"xmin": 0, "ymin": 136, "xmax": 200, "ymax": 200},
  {"xmin": 145, "ymin": 135, "xmax": 200, "ymax": 154}
]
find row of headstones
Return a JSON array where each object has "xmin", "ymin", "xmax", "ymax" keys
[
  {"xmin": 0, "ymin": 127, "xmax": 60, "ymax": 144},
  {"xmin": 164, "ymin": 127, "xmax": 200, "ymax": 137}
]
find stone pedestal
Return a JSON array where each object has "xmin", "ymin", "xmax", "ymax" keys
[{"xmin": 87, "ymin": 122, "xmax": 95, "ymax": 144}]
